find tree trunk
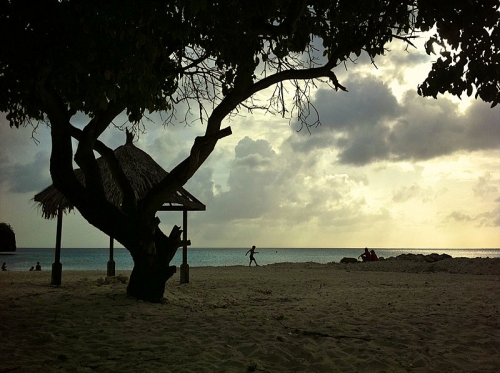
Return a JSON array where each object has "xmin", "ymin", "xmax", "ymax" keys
[{"xmin": 126, "ymin": 225, "xmax": 182, "ymax": 302}]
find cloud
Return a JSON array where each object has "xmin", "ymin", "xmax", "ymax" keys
[
  {"xmin": 446, "ymin": 211, "xmax": 475, "ymax": 222},
  {"xmin": 336, "ymin": 124, "xmax": 391, "ymax": 165},
  {"xmin": 309, "ymin": 76, "xmax": 400, "ymax": 132},
  {"xmin": 0, "ymin": 151, "xmax": 51, "ymax": 193},
  {"xmin": 203, "ymin": 136, "xmax": 280, "ymax": 222},
  {"xmin": 388, "ymin": 92, "xmax": 500, "ymax": 161},
  {"xmin": 445, "ymin": 207, "xmax": 500, "ymax": 228},
  {"xmin": 473, "ymin": 172, "xmax": 498, "ymax": 200},
  {"xmin": 392, "ymin": 184, "xmax": 422, "ymax": 203},
  {"xmin": 0, "ymin": 114, "xmax": 53, "ymax": 194},
  {"xmin": 184, "ymin": 132, "xmax": 383, "ymax": 242},
  {"xmin": 286, "ymin": 76, "xmax": 500, "ymax": 166}
]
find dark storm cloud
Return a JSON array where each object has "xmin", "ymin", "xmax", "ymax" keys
[
  {"xmin": 288, "ymin": 76, "xmax": 500, "ymax": 166},
  {"xmin": 287, "ymin": 76, "xmax": 399, "ymax": 159},
  {"xmin": 388, "ymin": 92, "xmax": 500, "ymax": 161},
  {"xmin": 336, "ymin": 124, "xmax": 391, "ymax": 165},
  {"xmin": 287, "ymin": 131, "xmax": 335, "ymax": 154},
  {"xmin": 313, "ymin": 76, "xmax": 400, "ymax": 130},
  {"xmin": 457, "ymin": 101, "xmax": 500, "ymax": 151}
]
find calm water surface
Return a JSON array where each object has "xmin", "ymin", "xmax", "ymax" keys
[{"xmin": 1, "ymin": 247, "xmax": 499, "ymax": 271}]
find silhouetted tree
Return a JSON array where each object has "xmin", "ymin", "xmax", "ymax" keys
[
  {"xmin": 0, "ymin": 223, "xmax": 17, "ymax": 252},
  {"xmin": 1, "ymin": 0, "xmax": 498, "ymax": 301}
]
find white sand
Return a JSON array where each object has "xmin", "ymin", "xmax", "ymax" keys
[{"xmin": 1, "ymin": 258, "xmax": 499, "ymax": 372}]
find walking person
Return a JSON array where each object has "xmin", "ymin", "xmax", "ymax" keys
[{"xmin": 246, "ymin": 245, "xmax": 259, "ymax": 267}]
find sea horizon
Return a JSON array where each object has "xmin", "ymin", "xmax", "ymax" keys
[
  {"xmin": 2, "ymin": 247, "xmax": 499, "ymax": 272},
  {"xmin": 8, "ymin": 246, "xmax": 500, "ymax": 249}
]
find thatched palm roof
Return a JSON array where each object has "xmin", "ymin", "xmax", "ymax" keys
[{"xmin": 34, "ymin": 141, "xmax": 205, "ymax": 219}]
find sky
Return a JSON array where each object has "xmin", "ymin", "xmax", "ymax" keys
[{"xmin": 1, "ymin": 38, "xmax": 499, "ymax": 249}]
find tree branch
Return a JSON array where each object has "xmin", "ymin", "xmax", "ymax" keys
[
  {"xmin": 69, "ymin": 125, "xmax": 137, "ymax": 216},
  {"xmin": 74, "ymin": 101, "xmax": 126, "ymax": 199},
  {"xmin": 36, "ymin": 84, "xmax": 82, "ymax": 200},
  {"xmin": 140, "ymin": 61, "xmax": 346, "ymax": 217},
  {"xmin": 139, "ymin": 126, "xmax": 232, "ymax": 217}
]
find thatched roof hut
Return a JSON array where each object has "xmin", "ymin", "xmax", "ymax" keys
[
  {"xmin": 34, "ymin": 135, "xmax": 204, "ymax": 283},
  {"xmin": 34, "ymin": 138, "xmax": 205, "ymax": 218}
]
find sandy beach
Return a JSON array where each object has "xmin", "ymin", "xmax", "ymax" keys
[{"xmin": 1, "ymin": 258, "xmax": 499, "ymax": 372}]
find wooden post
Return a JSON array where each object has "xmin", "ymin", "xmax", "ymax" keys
[
  {"xmin": 107, "ymin": 236, "xmax": 115, "ymax": 277},
  {"xmin": 51, "ymin": 206, "xmax": 63, "ymax": 286},
  {"xmin": 180, "ymin": 210, "xmax": 189, "ymax": 283}
]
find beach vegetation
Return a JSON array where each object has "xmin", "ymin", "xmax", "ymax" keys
[
  {"xmin": 0, "ymin": 1, "xmax": 498, "ymax": 301},
  {"xmin": 0, "ymin": 222, "xmax": 17, "ymax": 252}
]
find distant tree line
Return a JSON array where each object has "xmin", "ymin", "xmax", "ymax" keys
[{"xmin": 0, "ymin": 223, "xmax": 17, "ymax": 252}]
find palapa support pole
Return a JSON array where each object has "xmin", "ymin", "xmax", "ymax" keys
[
  {"xmin": 51, "ymin": 206, "xmax": 63, "ymax": 286},
  {"xmin": 107, "ymin": 236, "xmax": 115, "ymax": 277},
  {"xmin": 180, "ymin": 210, "xmax": 189, "ymax": 284}
]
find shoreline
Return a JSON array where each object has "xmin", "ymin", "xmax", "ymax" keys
[
  {"xmin": 2, "ymin": 255, "xmax": 500, "ymax": 275},
  {"xmin": 3, "ymin": 248, "xmax": 500, "ymax": 272},
  {"xmin": 1, "ymin": 259, "xmax": 499, "ymax": 372}
]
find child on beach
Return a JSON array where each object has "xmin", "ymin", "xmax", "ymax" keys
[
  {"xmin": 1, "ymin": 262, "xmax": 6, "ymax": 271},
  {"xmin": 246, "ymin": 246, "xmax": 259, "ymax": 267}
]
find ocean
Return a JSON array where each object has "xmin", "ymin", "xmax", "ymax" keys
[{"xmin": 1, "ymin": 247, "xmax": 499, "ymax": 271}]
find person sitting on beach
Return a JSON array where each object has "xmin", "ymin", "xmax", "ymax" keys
[
  {"xmin": 29, "ymin": 266, "xmax": 34, "ymax": 271},
  {"xmin": 370, "ymin": 250, "xmax": 378, "ymax": 261},
  {"xmin": 358, "ymin": 248, "xmax": 371, "ymax": 262},
  {"xmin": 35, "ymin": 262, "xmax": 41, "ymax": 271},
  {"xmin": 246, "ymin": 246, "xmax": 259, "ymax": 267},
  {"xmin": 2, "ymin": 262, "xmax": 6, "ymax": 271}
]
